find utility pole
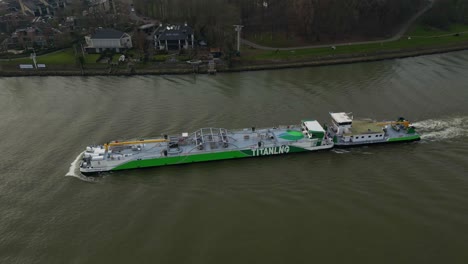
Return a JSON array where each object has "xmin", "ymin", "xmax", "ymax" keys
[
  {"xmin": 81, "ymin": 43, "xmax": 85, "ymax": 58},
  {"xmin": 233, "ymin": 25, "xmax": 243, "ymax": 54},
  {"xmin": 30, "ymin": 48, "xmax": 37, "ymax": 69}
]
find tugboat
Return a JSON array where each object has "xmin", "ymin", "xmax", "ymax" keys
[
  {"xmin": 326, "ymin": 112, "xmax": 420, "ymax": 147},
  {"xmin": 79, "ymin": 119, "xmax": 334, "ymax": 174}
]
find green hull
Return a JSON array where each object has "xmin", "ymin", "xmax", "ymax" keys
[
  {"xmin": 387, "ymin": 135, "xmax": 421, "ymax": 142},
  {"xmin": 334, "ymin": 134, "xmax": 420, "ymax": 148},
  {"xmin": 112, "ymin": 146, "xmax": 309, "ymax": 171}
]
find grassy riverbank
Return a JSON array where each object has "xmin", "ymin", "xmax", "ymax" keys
[
  {"xmin": 229, "ymin": 43, "xmax": 468, "ymax": 72},
  {"xmin": 1, "ymin": 23, "xmax": 468, "ymax": 77},
  {"xmin": 241, "ymin": 23, "xmax": 468, "ymax": 61},
  {"xmin": 1, "ymin": 43, "xmax": 468, "ymax": 77}
]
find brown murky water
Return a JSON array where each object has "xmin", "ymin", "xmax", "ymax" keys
[{"xmin": 1, "ymin": 51, "xmax": 467, "ymax": 263}]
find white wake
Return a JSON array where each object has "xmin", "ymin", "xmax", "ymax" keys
[
  {"xmin": 412, "ymin": 116, "xmax": 468, "ymax": 141},
  {"xmin": 331, "ymin": 149, "xmax": 351, "ymax": 154},
  {"xmin": 65, "ymin": 151, "xmax": 99, "ymax": 183},
  {"xmin": 65, "ymin": 151, "xmax": 83, "ymax": 177}
]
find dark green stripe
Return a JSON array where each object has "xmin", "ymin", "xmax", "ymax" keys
[{"xmin": 387, "ymin": 135, "xmax": 421, "ymax": 142}]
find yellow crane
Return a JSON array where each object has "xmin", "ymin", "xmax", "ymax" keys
[
  {"xmin": 104, "ymin": 138, "xmax": 169, "ymax": 151},
  {"xmin": 376, "ymin": 121, "xmax": 410, "ymax": 128}
]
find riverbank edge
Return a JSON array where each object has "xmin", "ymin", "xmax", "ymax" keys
[
  {"xmin": 1, "ymin": 43, "xmax": 468, "ymax": 77},
  {"xmin": 228, "ymin": 43, "xmax": 468, "ymax": 72}
]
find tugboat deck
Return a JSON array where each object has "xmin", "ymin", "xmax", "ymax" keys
[
  {"xmin": 327, "ymin": 112, "xmax": 420, "ymax": 147},
  {"xmin": 346, "ymin": 120, "xmax": 383, "ymax": 135}
]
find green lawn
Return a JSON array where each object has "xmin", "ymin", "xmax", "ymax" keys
[
  {"xmin": 36, "ymin": 49, "xmax": 109, "ymax": 65},
  {"xmin": 153, "ymin": 54, "xmax": 169, "ymax": 62},
  {"xmin": 407, "ymin": 23, "xmax": 468, "ymax": 37},
  {"xmin": 177, "ymin": 55, "xmax": 191, "ymax": 62},
  {"xmin": 85, "ymin": 54, "xmax": 101, "ymax": 64},
  {"xmin": 243, "ymin": 25, "xmax": 468, "ymax": 61},
  {"xmin": 245, "ymin": 32, "xmax": 307, "ymax": 48},
  {"xmin": 1, "ymin": 48, "xmax": 77, "ymax": 65},
  {"xmin": 0, "ymin": 49, "xmax": 109, "ymax": 66},
  {"xmin": 112, "ymin": 54, "xmax": 124, "ymax": 63},
  {"xmin": 35, "ymin": 49, "xmax": 76, "ymax": 64}
]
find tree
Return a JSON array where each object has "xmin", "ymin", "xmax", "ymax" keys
[{"xmin": 133, "ymin": 0, "xmax": 426, "ymax": 43}]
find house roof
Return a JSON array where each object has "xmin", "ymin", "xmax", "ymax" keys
[
  {"xmin": 155, "ymin": 24, "xmax": 193, "ymax": 41},
  {"xmin": 14, "ymin": 27, "xmax": 37, "ymax": 34},
  {"xmin": 22, "ymin": 0, "xmax": 37, "ymax": 9},
  {"xmin": 91, "ymin": 28, "xmax": 125, "ymax": 39}
]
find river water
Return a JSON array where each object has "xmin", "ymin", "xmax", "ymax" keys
[{"xmin": 1, "ymin": 51, "xmax": 468, "ymax": 263}]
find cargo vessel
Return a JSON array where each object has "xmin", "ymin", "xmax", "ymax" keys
[
  {"xmin": 79, "ymin": 119, "xmax": 334, "ymax": 174},
  {"xmin": 326, "ymin": 112, "xmax": 420, "ymax": 147}
]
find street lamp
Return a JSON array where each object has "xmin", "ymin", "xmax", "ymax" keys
[
  {"xmin": 233, "ymin": 24, "xmax": 243, "ymax": 54},
  {"xmin": 30, "ymin": 48, "xmax": 37, "ymax": 69}
]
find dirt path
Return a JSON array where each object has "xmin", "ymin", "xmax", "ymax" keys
[{"xmin": 241, "ymin": 0, "xmax": 435, "ymax": 51}]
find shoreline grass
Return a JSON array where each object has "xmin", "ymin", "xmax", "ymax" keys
[{"xmin": 242, "ymin": 26, "xmax": 468, "ymax": 61}]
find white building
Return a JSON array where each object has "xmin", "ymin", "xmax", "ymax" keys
[{"xmin": 85, "ymin": 28, "xmax": 132, "ymax": 53}]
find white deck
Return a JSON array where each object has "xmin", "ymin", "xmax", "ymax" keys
[
  {"xmin": 330, "ymin": 112, "xmax": 352, "ymax": 124},
  {"xmin": 304, "ymin": 121, "xmax": 325, "ymax": 132}
]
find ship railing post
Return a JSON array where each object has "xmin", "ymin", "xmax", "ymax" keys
[{"xmin": 200, "ymin": 129, "xmax": 205, "ymax": 143}]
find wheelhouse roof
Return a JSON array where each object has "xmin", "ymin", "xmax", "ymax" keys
[
  {"xmin": 330, "ymin": 112, "xmax": 353, "ymax": 123},
  {"xmin": 303, "ymin": 120, "xmax": 325, "ymax": 132}
]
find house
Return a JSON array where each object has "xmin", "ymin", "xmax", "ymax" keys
[
  {"xmin": 49, "ymin": 0, "xmax": 67, "ymax": 9},
  {"xmin": 19, "ymin": 0, "xmax": 50, "ymax": 16},
  {"xmin": 85, "ymin": 28, "xmax": 132, "ymax": 53},
  {"xmin": 60, "ymin": 16, "xmax": 76, "ymax": 31},
  {"xmin": 154, "ymin": 23, "xmax": 194, "ymax": 51},
  {"xmin": 0, "ymin": 12, "xmax": 32, "ymax": 34},
  {"xmin": 88, "ymin": 0, "xmax": 113, "ymax": 13},
  {"xmin": 17, "ymin": 0, "xmax": 67, "ymax": 16},
  {"xmin": 0, "ymin": 1, "xmax": 9, "ymax": 13},
  {"xmin": 5, "ymin": 22, "xmax": 60, "ymax": 49}
]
